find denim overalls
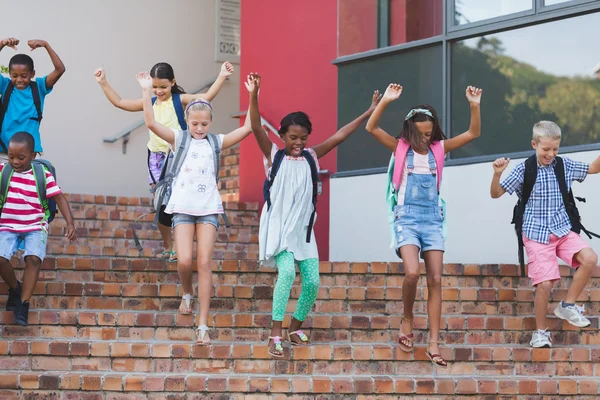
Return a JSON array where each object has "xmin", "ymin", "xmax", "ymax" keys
[{"xmin": 393, "ymin": 148, "xmax": 445, "ymax": 258}]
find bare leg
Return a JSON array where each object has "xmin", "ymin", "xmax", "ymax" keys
[
  {"xmin": 565, "ymin": 248, "xmax": 597, "ymax": 304},
  {"xmin": 422, "ymin": 250, "xmax": 443, "ymax": 355},
  {"xmin": 535, "ymin": 281, "xmax": 553, "ymax": 330},
  {"xmin": 174, "ymin": 224, "xmax": 195, "ymax": 313},
  {"xmin": 21, "ymin": 256, "xmax": 42, "ymax": 302},
  {"xmin": 195, "ymin": 223, "xmax": 217, "ymax": 344},
  {"xmin": 398, "ymin": 245, "xmax": 420, "ymax": 349}
]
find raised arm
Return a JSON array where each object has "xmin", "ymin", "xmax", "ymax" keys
[
  {"xmin": 245, "ymin": 73, "xmax": 272, "ymax": 159},
  {"xmin": 365, "ymin": 84, "xmax": 402, "ymax": 152},
  {"xmin": 222, "ymin": 73, "xmax": 258, "ymax": 150},
  {"xmin": 27, "ymin": 40, "xmax": 66, "ymax": 89},
  {"xmin": 95, "ymin": 68, "xmax": 144, "ymax": 112},
  {"xmin": 137, "ymin": 71, "xmax": 175, "ymax": 146},
  {"xmin": 490, "ymin": 157, "xmax": 510, "ymax": 198},
  {"xmin": 444, "ymin": 86, "xmax": 482, "ymax": 153},
  {"xmin": 182, "ymin": 62, "xmax": 234, "ymax": 104},
  {"xmin": 0, "ymin": 37, "xmax": 19, "ymax": 52},
  {"xmin": 312, "ymin": 90, "xmax": 382, "ymax": 159}
]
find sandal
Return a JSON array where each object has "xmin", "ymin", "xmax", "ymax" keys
[
  {"xmin": 268, "ymin": 336, "xmax": 284, "ymax": 358},
  {"xmin": 397, "ymin": 315, "xmax": 414, "ymax": 353},
  {"xmin": 179, "ymin": 293, "xmax": 193, "ymax": 315},
  {"xmin": 196, "ymin": 324, "xmax": 211, "ymax": 345},
  {"xmin": 168, "ymin": 251, "xmax": 178, "ymax": 263},
  {"xmin": 158, "ymin": 250, "xmax": 171, "ymax": 259},
  {"xmin": 426, "ymin": 341, "xmax": 448, "ymax": 368},
  {"xmin": 288, "ymin": 329, "xmax": 310, "ymax": 346}
]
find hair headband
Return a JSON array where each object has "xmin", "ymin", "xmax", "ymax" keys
[
  {"xmin": 185, "ymin": 99, "xmax": 213, "ymax": 113},
  {"xmin": 405, "ymin": 108, "xmax": 433, "ymax": 120}
]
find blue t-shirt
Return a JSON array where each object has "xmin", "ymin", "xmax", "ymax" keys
[{"xmin": 0, "ymin": 75, "xmax": 52, "ymax": 153}]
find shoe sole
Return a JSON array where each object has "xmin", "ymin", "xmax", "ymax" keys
[
  {"xmin": 531, "ymin": 343, "xmax": 552, "ymax": 348},
  {"xmin": 554, "ymin": 308, "xmax": 591, "ymax": 328},
  {"xmin": 14, "ymin": 319, "xmax": 28, "ymax": 326}
]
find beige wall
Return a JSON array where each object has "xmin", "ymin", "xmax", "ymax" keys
[
  {"xmin": 330, "ymin": 150, "xmax": 600, "ymax": 264},
  {"xmin": 0, "ymin": 0, "xmax": 240, "ymax": 196}
]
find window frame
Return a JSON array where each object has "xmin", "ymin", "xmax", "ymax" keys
[{"xmin": 332, "ymin": 0, "xmax": 600, "ymax": 178}]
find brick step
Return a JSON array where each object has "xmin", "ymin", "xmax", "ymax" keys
[
  {"xmin": 1, "ymin": 310, "xmax": 597, "ymax": 334},
  {"xmin": 2, "ymin": 324, "xmax": 599, "ymax": 346},
  {"xmin": 0, "ymin": 372, "xmax": 598, "ymax": 397},
  {"xmin": 0, "ymin": 338, "xmax": 599, "ymax": 362},
  {"xmin": 12, "ymin": 257, "xmax": 600, "ymax": 280}
]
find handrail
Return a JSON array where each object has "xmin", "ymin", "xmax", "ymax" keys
[{"xmin": 103, "ymin": 76, "xmax": 225, "ymax": 154}]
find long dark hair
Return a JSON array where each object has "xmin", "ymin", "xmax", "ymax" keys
[
  {"xmin": 150, "ymin": 62, "xmax": 186, "ymax": 94},
  {"xmin": 398, "ymin": 104, "xmax": 446, "ymax": 152}
]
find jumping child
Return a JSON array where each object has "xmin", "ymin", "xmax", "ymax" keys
[
  {"xmin": 137, "ymin": 70, "xmax": 259, "ymax": 344},
  {"xmin": 366, "ymin": 83, "xmax": 482, "ymax": 367}
]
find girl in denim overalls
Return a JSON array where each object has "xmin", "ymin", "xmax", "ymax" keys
[{"xmin": 366, "ymin": 83, "xmax": 483, "ymax": 367}]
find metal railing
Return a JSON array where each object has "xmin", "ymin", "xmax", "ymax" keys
[
  {"xmin": 231, "ymin": 112, "xmax": 330, "ymax": 194},
  {"xmin": 103, "ymin": 77, "xmax": 224, "ymax": 154}
]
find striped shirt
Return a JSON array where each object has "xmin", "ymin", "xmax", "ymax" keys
[
  {"xmin": 500, "ymin": 157, "xmax": 589, "ymax": 244},
  {"xmin": 0, "ymin": 163, "xmax": 61, "ymax": 233}
]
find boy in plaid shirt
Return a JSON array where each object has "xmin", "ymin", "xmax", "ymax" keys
[{"xmin": 490, "ymin": 121, "xmax": 600, "ymax": 348}]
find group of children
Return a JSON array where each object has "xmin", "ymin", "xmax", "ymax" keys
[{"xmin": 1, "ymin": 37, "xmax": 598, "ymax": 365}]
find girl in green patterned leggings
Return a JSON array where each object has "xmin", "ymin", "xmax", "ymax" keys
[{"xmin": 250, "ymin": 84, "xmax": 382, "ymax": 357}]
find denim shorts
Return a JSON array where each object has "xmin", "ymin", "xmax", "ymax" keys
[
  {"xmin": 172, "ymin": 213, "xmax": 219, "ymax": 229},
  {"xmin": 0, "ymin": 230, "xmax": 48, "ymax": 261},
  {"xmin": 393, "ymin": 204, "xmax": 444, "ymax": 258}
]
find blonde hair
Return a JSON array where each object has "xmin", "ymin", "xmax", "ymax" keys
[
  {"xmin": 185, "ymin": 99, "xmax": 213, "ymax": 120},
  {"xmin": 532, "ymin": 121, "xmax": 561, "ymax": 142}
]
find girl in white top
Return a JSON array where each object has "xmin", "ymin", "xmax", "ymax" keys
[
  {"xmin": 251, "ymin": 84, "xmax": 382, "ymax": 358},
  {"xmin": 137, "ymin": 71, "xmax": 260, "ymax": 345}
]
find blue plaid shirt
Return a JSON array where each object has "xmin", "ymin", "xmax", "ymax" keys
[{"xmin": 501, "ymin": 157, "xmax": 589, "ymax": 244}]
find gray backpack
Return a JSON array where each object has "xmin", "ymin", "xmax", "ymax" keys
[{"xmin": 152, "ymin": 131, "xmax": 231, "ymax": 228}]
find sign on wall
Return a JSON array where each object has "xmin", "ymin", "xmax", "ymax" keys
[{"xmin": 215, "ymin": 0, "xmax": 241, "ymax": 64}]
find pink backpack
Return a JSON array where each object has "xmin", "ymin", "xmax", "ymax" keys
[{"xmin": 392, "ymin": 139, "xmax": 445, "ymax": 191}]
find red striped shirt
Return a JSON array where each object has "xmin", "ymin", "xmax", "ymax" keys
[{"xmin": 0, "ymin": 164, "xmax": 62, "ymax": 233}]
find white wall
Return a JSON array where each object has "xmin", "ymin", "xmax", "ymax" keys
[
  {"xmin": 0, "ymin": 0, "xmax": 239, "ymax": 196},
  {"xmin": 330, "ymin": 150, "xmax": 600, "ymax": 264}
]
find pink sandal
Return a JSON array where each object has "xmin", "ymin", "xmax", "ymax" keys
[{"xmin": 288, "ymin": 330, "xmax": 310, "ymax": 346}]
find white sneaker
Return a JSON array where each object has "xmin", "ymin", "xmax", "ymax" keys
[
  {"xmin": 530, "ymin": 329, "xmax": 552, "ymax": 348},
  {"xmin": 554, "ymin": 302, "xmax": 591, "ymax": 328}
]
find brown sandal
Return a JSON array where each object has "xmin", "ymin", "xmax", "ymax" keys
[
  {"xmin": 397, "ymin": 315, "xmax": 414, "ymax": 352},
  {"xmin": 425, "ymin": 341, "xmax": 448, "ymax": 367}
]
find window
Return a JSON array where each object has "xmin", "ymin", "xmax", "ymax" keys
[
  {"xmin": 338, "ymin": 0, "xmax": 378, "ymax": 56},
  {"xmin": 337, "ymin": 45, "xmax": 443, "ymax": 172},
  {"xmin": 450, "ymin": 11, "xmax": 600, "ymax": 159},
  {"xmin": 389, "ymin": 0, "xmax": 443, "ymax": 45},
  {"xmin": 454, "ymin": 0, "xmax": 532, "ymax": 26}
]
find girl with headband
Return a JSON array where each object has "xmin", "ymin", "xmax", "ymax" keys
[
  {"xmin": 95, "ymin": 62, "xmax": 234, "ymax": 263},
  {"xmin": 366, "ymin": 83, "xmax": 483, "ymax": 367},
  {"xmin": 136, "ymin": 70, "xmax": 260, "ymax": 345}
]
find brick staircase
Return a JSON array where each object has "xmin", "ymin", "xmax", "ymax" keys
[{"xmin": 0, "ymin": 196, "xmax": 599, "ymax": 399}]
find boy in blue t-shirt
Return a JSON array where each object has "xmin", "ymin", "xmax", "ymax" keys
[{"xmin": 0, "ymin": 37, "xmax": 66, "ymax": 157}]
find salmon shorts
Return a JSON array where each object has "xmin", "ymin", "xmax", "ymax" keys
[{"xmin": 524, "ymin": 232, "xmax": 590, "ymax": 286}]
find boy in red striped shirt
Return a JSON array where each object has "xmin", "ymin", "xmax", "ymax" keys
[{"xmin": 0, "ymin": 132, "xmax": 75, "ymax": 325}]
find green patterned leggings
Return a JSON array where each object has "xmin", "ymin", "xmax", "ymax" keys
[{"xmin": 272, "ymin": 251, "xmax": 320, "ymax": 322}]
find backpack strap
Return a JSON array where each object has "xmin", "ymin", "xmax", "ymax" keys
[
  {"xmin": 0, "ymin": 164, "xmax": 14, "ymax": 216},
  {"xmin": 430, "ymin": 141, "xmax": 445, "ymax": 190},
  {"xmin": 29, "ymin": 81, "xmax": 43, "ymax": 123},
  {"xmin": 303, "ymin": 150, "xmax": 319, "ymax": 243},
  {"xmin": 392, "ymin": 139, "xmax": 411, "ymax": 191},
  {"xmin": 206, "ymin": 133, "xmax": 230, "ymax": 228},
  {"xmin": 172, "ymin": 94, "xmax": 188, "ymax": 130},
  {"xmin": 0, "ymin": 83, "xmax": 16, "ymax": 152},
  {"xmin": 514, "ymin": 154, "xmax": 538, "ymax": 277},
  {"xmin": 263, "ymin": 149, "xmax": 286, "ymax": 210},
  {"xmin": 32, "ymin": 163, "xmax": 50, "ymax": 221}
]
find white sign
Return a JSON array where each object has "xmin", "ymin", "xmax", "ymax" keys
[{"xmin": 215, "ymin": 0, "xmax": 241, "ymax": 64}]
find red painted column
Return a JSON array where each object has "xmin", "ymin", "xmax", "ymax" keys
[{"xmin": 239, "ymin": 0, "xmax": 338, "ymax": 260}]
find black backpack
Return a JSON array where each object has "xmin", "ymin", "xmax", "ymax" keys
[
  {"xmin": 511, "ymin": 154, "xmax": 600, "ymax": 276},
  {"xmin": 263, "ymin": 149, "xmax": 319, "ymax": 243},
  {"xmin": 0, "ymin": 81, "xmax": 43, "ymax": 152}
]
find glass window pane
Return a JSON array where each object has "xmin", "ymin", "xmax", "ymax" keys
[
  {"xmin": 450, "ymin": 12, "xmax": 600, "ymax": 159},
  {"xmin": 454, "ymin": 0, "xmax": 532, "ymax": 26},
  {"xmin": 390, "ymin": 0, "xmax": 443, "ymax": 45},
  {"xmin": 545, "ymin": 0, "xmax": 572, "ymax": 4},
  {"xmin": 337, "ymin": 45, "xmax": 443, "ymax": 172},
  {"xmin": 338, "ymin": 0, "xmax": 378, "ymax": 57}
]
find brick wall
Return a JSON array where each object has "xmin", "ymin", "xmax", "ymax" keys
[{"xmin": 219, "ymin": 143, "xmax": 240, "ymax": 202}]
